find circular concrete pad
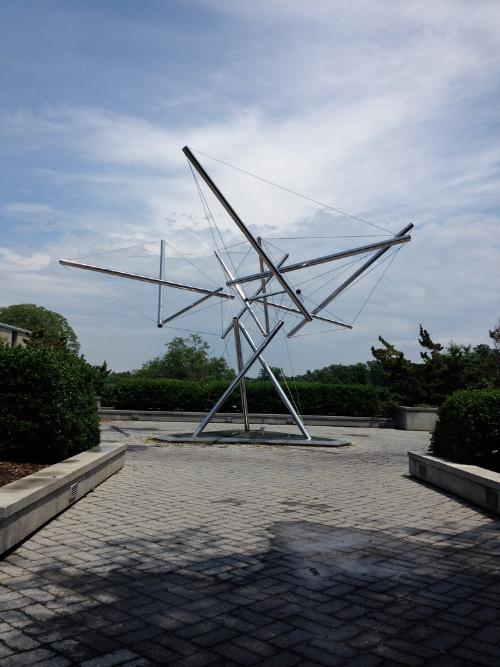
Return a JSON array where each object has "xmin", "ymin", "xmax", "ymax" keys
[{"xmin": 154, "ymin": 429, "xmax": 350, "ymax": 447}]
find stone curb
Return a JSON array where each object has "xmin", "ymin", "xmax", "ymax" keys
[
  {"xmin": 99, "ymin": 409, "xmax": 394, "ymax": 428},
  {"xmin": 408, "ymin": 451, "xmax": 500, "ymax": 514},
  {"xmin": 0, "ymin": 443, "xmax": 126, "ymax": 556}
]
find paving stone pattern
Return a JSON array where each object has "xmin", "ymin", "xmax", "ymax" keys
[{"xmin": 1, "ymin": 422, "xmax": 499, "ymax": 666}]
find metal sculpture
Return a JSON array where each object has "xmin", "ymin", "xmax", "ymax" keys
[{"xmin": 60, "ymin": 146, "xmax": 412, "ymax": 445}]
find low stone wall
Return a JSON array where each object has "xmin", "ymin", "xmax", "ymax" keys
[
  {"xmin": 99, "ymin": 409, "xmax": 394, "ymax": 428},
  {"xmin": 0, "ymin": 443, "xmax": 126, "ymax": 556},
  {"xmin": 398, "ymin": 406, "xmax": 438, "ymax": 431},
  {"xmin": 408, "ymin": 451, "xmax": 499, "ymax": 515}
]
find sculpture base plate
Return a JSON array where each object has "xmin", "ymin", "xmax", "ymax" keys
[{"xmin": 154, "ymin": 430, "xmax": 350, "ymax": 447}]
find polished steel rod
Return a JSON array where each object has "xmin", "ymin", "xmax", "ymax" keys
[
  {"xmin": 59, "ymin": 259, "xmax": 234, "ymax": 299},
  {"xmin": 157, "ymin": 240, "xmax": 166, "ymax": 327},
  {"xmin": 238, "ymin": 321, "xmax": 311, "ymax": 440},
  {"xmin": 247, "ymin": 289, "xmax": 286, "ymax": 302},
  {"xmin": 233, "ymin": 318, "xmax": 250, "ymax": 432},
  {"xmin": 225, "ymin": 233, "xmax": 412, "ymax": 286},
  {"xmin": 193, "ymin": 321, "xmax": 284, "ymax": 437},
  {"xmin": 265, "ymin": 301, "xmax": 352, "ymax": 329},
  {"xmin": 161, "ymin": 288, "xmax": 224, "ymax": 326},
  {"xmin": 221, "ymin": 253, "xmax": 289, "ymax": 339},
  {"xmin": 287, "ymin": 223, "xmax": 413, "ymax": 337},
  {"xmin": 257, "ymin": 237, "xmax": 270, "ymax": 335},
  {"xmin": 214, "ymin": 250, "xmax": 267, "ymax": 337},
  {"xmin": 183, "ymin": 146, "xmax": 312, "ymax": 321}
]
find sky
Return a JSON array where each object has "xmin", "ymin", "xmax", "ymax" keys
[{"xmin": 1, "ymin": 0, "xmax": 499, "ymax": 374}]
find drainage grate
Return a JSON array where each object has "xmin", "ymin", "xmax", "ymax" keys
[{"xmin": 69, "ymin": 482, "xmax": 78, "ymax": 502}]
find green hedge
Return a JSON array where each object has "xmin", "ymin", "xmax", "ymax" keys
[
  {"xmin": 430, "ymin": 389, "xmax": 500, "ymax": 472},
  {"xmin": 101, "ymin": 377, "xmax": 396, "ymax": 417},
  {"xmin": 0, "ymin": 346, "xmax": 100, "ymax": 463}
]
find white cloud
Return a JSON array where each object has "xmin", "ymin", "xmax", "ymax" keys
[
  {"xmin": 0, "ymin": 247, "xmax": 50, "ymax": 271},
  {"xmin": 1, "ymin": 1, "xmax": 499, "ymax": 369}
]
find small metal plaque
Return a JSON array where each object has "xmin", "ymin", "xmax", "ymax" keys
[{"xmin": 418, "ymin": 464, "xmax": 427, "ymax": 479}]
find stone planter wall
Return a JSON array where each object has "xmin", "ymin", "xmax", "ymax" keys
[
  {"xmin": 0, "ymin": 443, "xmax": 126, "ymax": 556},
  {"xmin": 408, "ymin": 451, "xmax": 499, "ymax": 515},
  {"xmin": 398, "ymin": 406, "xmax": 438, "ymax": 431}
]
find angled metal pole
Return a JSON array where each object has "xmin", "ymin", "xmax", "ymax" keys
[
  {"xmin": 257, "ymin": 237, "xmax": 270, "ymax": 334},
  {"xmin": 157, "ymin": 240, "xmax": 166, "ymax": 327},
  {"xmin": 247, "ymin": 290, "xmax": 286, "ymax": 302},
  {"xmin": 287, "ymin": 223, "xmax": 413, "ymax": 337},
  {"xmin": 233, "ymin": 318, "xmax": 250, "ymax": 431},
  {"xmin": 183, "ymin": 146, "xmax": 312, "ymax": 322},
  {"xmin": 262, "ymin": 302, "xmax": 352, "ymax": 329},
  {"xmin": 161, "ymin": 288, "xmax": 224, "ymax": 326},
  {"xmin": 59, "ymin": 259, "xmax": 235, "ymax": 300},
  {"xmin": 214, "ymin": 250, "xmax": 267, "ymax": 337},
  {"xmin": 222, "ymin": 253, "xmax": 289, "ymax": 339},
  {"xmin": 225, "ymin": 233, "xmax": 412, "ymax": 287},
  {"xmin": 238, "ymin": 321, "xmax": 311, "ymax": 440},
  {"xmin": 193, "ymin": 321, "xmax": 284, "ymax": 437}
]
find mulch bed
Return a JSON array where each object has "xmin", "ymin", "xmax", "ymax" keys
[{"xmin": 0, "ymin": 461, "xmax": 49, "ymax": 488}]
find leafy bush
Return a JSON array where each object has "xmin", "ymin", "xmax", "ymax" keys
[
  {"xmin": 0, "ymin": 346, "xmax": 100, "ymax": 463},
  {"xmin": 102, "ymin": 377, "xmax": 395, "ymax": 416},
  {"xmin": 430, "ymin": 389, "xmax": 500, "ymax": 472}
]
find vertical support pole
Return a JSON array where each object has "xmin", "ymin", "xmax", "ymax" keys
[
  {"xmin": 233, "ymin": 318, "xmax": 250, "ymax": 431},
  {"xmin": 257, "ymin": 237, "xmax": 270, "ymax": 334},
  {"xmin": 238, "ymin": 322, "xmax": 312, "ymax": 441},
  {"xmin": 157, "ymin": 240, "xmax": 166, "ymax": 327},
  {"xmin": 193, "ymin": 321, "xmax": 284, "ymax": 437}
]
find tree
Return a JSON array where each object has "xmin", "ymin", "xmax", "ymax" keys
[
  {"xmin": 370, "ymin": 335, "xmax": 423, "ymax": 405},
  {"xmin": 0, "ymin": 304, "xmax": 80, "ymax": 355},
  {"xmin": 257, "ymin": 366, "xmax": 285, "ymax": 381},
  {"xmin": 136, "ymin": 334, "xmax": 234, "ymax": 382},
  {"xmin": 489, "ymin": 320, "xmax": 500, "ymax": 350},
  {"xmin": 298, "ymin": 362, "xmax": 369, "ymax": 385}
]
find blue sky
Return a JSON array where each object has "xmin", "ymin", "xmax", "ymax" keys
[{"xmin": 1, "ymin": 1, "xmax": 499, "ymax": 373}]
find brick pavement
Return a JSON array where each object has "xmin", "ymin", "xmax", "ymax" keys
[{"xmin": 0, "ymin": 422, "xmax": 499, "ymax": 666}]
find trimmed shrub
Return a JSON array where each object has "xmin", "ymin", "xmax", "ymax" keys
[
  {"xmin": 0, "ymin": 346, "xmax": 100, "ymax": 463},
  {"xmin": 430, "ymin": 389, "xmax": 500, "ymax": 472},
  {"xmin": 102, "ymin": 377, "xmax": 395, "ymax": 417}
]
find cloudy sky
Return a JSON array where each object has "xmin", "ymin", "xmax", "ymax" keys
[{"xmin": 1, "ymin": 0, "xmax": 499, "ymax": 374}]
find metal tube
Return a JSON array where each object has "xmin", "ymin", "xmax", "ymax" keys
[
  {"xmin": 221, "ymin": 253, "xmax": 289, "ymax": 339},
  {"xmin": 183, "ymin": 146, "xmax": 312, "ymax": 321},
  {"xmin": 287, "ymin": 223, "xmax": 413, "ymax": 337},
  {"xmin": 238, "ymin": 321, "xmax": 311, "ymax": 440},
  {"xmin": 161, "ymin": 288, "xmax": 224, "ymax": 325},
  {"xmin": 233, "ymin": 318, "xmax": 250, "ymax": 431},
  {"xmin": 225, "ymin": 233, "xmax": 412, "ymax": 286},
  {"xmin": 258, "ymin": 237, "xmax": 270, "ymax": 334},
  {"xmin": 264, "ymin": 302, "xmax": 352, "ymax": 329},
  {"xmin": 214, "ymin": 250, "xmax": 267, "ymax": 337},
  {"xmin": 59, "ymin": 259, "xmax": 234, "ymax": 300},
  {"xmin": 193, "ymin": 321, "xmax": 284, "ymax": 437},
  {"xmin": 247, "ymin": 290, "xmax": 286, "ymax": 302},
  {"xmin": 157, "ymin": 240, "xmax": 166, "ymax": 327}
]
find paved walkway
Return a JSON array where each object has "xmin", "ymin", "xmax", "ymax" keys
[{"xmin": 1, "ymin": 422, "xmax": 499, "ymax": 666}]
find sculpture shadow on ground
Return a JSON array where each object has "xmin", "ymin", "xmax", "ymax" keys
[{"xmin": 3, "ymin": 516, "xmax": 500, "ymax": 665}]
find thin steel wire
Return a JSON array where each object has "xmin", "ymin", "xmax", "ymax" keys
[
  {"xmin": 63, "ymin": 266, "xmax": 156, "ymax": 324},
  {"xmin": 192, "ymin": 148, "xmax": 395, "ymax": 234},
  {"xmin": 351, "ymin": 246, "xmax": 403, "ymax": 324}
]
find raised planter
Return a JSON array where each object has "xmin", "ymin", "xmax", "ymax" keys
[
  {"xmin": 398, "ymin": 406, "xmax": 438, "ymax": 431},
  {"xmin": 0, "ymin": 443, "xmax": 126, "ymax": 556},
  {"xmin": 408, "ymin": 451, "xmax": 499, "ymax": 515},
  {"xmin": 99, "ymin": 409, "xmax": 394, "ymax": 428}
]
